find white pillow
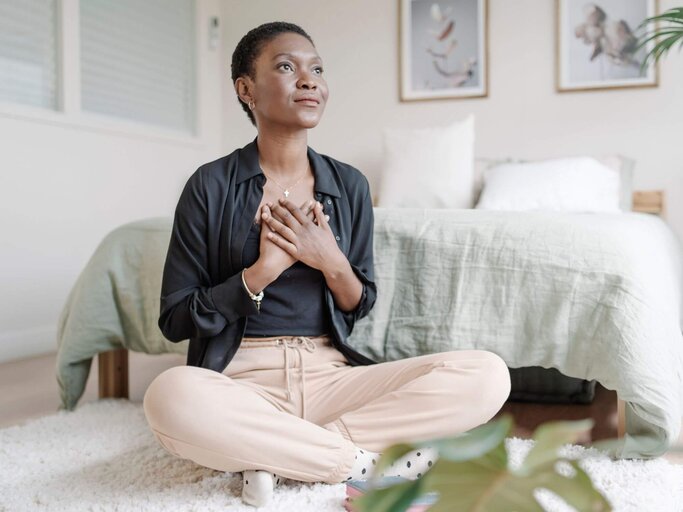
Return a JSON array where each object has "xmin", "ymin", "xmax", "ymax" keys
[
  {"xmin": 377, "ymin": 114, "xmax": 475, "ymax": 209},
  {"xmin": 474, "ymin": 156, "xmax": 621, "ymax": 213},
  {"xmin": 472, "ymin": 155, "xmax": 635, "ymax": 211}
]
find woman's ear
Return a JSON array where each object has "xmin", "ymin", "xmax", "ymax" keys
[{"xmin": 234, "ymin": 77, "xmax": 253, "ymax": 105}]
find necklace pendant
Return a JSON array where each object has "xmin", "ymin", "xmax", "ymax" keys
[{"xmin": 284, "ymin": 189, "xmax": 290, "ymax": 197}]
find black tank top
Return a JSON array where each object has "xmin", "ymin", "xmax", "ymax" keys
[{"xmin": 241, "ymin": 220, "xmax": 332, "ymax": 337}]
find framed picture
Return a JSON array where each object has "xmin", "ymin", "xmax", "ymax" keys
[
  {"xmin": 399, "ymin": 0, "xmax": 488, "ymax": 101},
  {"xmin": 556, "ymin": 0, "xmax": 660, "ymax": 92}
]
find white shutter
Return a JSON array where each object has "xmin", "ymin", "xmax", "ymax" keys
[
  {"xmin": 0, "ymin": 0, "xmax": 58, "ymax": 109},
  {"xmin": 80, "ymin": 0, "xmax": 196, "ymax": 134}
]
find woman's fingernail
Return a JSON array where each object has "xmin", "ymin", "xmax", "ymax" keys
[{"xmin": 262, "ymin": 213, "xmax": 267, "ymax": 219}]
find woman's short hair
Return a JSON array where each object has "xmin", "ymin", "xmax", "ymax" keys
[{"xmin": 231, "ymin": 21, "xmax": 315, "ymax": 127}]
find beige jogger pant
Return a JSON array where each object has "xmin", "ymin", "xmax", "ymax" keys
[{"xmin": 142, "ymin": 334, "xmax": 511, "ymax": 484}]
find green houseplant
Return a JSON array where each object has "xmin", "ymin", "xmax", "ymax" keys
[
  {"xmin": 349, "ymin": 414, "xmax": 612, "ymax": 512},
  {"xmin": 636, "ymin": 6, "xmax": 683, "ymax": 74}
]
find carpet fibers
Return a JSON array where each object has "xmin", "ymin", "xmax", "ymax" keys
[{"xmin": 1, "ymin": 399, "xmax": 682, "ymax": 511}]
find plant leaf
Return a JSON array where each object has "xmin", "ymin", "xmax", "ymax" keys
[
  {"xmin": 532, "ymin": 459, "xmax": 612, "ymax": 512},
  {"xmin": 422, "ymin": 441, "xmax": 516, "ymax": 511},
  {"xmin": 427, "ymin": 414, "xmax": 513, "ymax": 463},
  {"xmin": 370, "ymin": 414, "xmax": 513, "ymax": 484},
  {"xmin": 634, "ymin": 29, "xmax": 683, "ymax": 52},
  {"xmin": 426, "ymin": 443, "xmax": 609, "ymax": 511},
  {"xmin": 636, "ymin": 7, "xmax": 683, "ymax": 30},
  {"xmin": 517, "ymin": 418, "xmax": 594, "ymax": 476},
  {"xmin": 361, "ymin": 437, "xmax": 612, "ymax": 512},
  {"xmin": 645, "ymin": 33, "xmax": 683, "ymax": 67},
  {"xmin": 634, "ymin": 5, "xmax": 683, "ymax": 71},
  {"xmin": 350, "ymin": 477, "xmax": 426, "ymax": 512},
  {"xmin": 482, "ymin": 458, "xmax": 611, "ymax": 512}
]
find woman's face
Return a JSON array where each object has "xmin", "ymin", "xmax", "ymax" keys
[{"xmin": 241, "ymin": 32, "xmax": 329, "ymax": 130}]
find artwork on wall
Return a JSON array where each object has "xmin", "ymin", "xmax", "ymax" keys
[
  {"xmin": 556, "ymin": 0, "xmax": 659, "ymax": 92},
  {"xmin": 399, "ymin": 0, "xmax": 488, "ymax": 101}
]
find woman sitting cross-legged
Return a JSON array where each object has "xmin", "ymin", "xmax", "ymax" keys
[{"xmin": 142, "ymin": 21, "xmax": 511, "ymax": 508}]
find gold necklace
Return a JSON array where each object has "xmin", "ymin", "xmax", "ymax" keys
[{"xmin": 261, "ymin": 165, "xmax": 309, "ymax": 198}]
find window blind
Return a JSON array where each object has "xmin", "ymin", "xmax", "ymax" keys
[
  {"xmin": 0, "ymin": 0, "xmax": 58, "ymax": 109},
  {"xmin": 80, "ymin": 0, "xmax": 196, "ymax": 133}
]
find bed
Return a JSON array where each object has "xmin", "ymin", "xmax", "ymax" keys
[{"xmin": 55, "ymin": 189, "xmax": 683, "ymax": 460}]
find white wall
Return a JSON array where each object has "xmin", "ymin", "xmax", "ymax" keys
[
  {"xmin": 222, "ymin": 0, "xmax": 683, "ymax": 233},
  {"xmin": 0, "ymin": 0, "xmax": 225, "ymax": 362}
]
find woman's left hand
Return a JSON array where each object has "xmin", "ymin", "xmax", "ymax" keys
[{"xmin": 263, "ymin": 197, "xmax": 344, "ymax": 272}]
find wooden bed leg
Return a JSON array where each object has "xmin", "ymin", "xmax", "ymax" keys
[
  {"xmin": 98, "ymin": 348, "xmax": 129, "ymax": 399},
  {"xmin": 617, "ymin": 398, "xmax": 626, "ymax": 439}
]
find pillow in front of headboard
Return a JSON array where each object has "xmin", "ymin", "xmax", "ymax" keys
[
  {"xmin": 377, "ymin": 114, "xmax": 475, "ymax": 209},
  {"xmin": 474, "ymin": 156, "xmax": 621, "ymax": 213},
  {"xmin": 472, "ymin": 154, "xmax": 634, "ymax": 211}
]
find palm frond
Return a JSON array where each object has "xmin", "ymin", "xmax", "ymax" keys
[
  {"xmin": 639, "ymin": 33, "xmax": 683, "ymax": 73},
  {"xmin": 636, "ymin": 6, "xmax": 683, "ymax": 31},
  {"xmin": 635, "ymin": 7, "xmax": 683, "ymax": 74},
  {"xmin": 635, "ymin": 29, "xmax": 683, "ymax": 50}
]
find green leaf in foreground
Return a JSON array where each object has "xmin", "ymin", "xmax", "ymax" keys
[
  {"xmin": 367, "ymin": 415, "xmax": 513, "ymax": 488},
  {"xmin": 349, "ymin": 476, "xmax": 425, "ymax": 512},
  {"xmin": 428, "ymin": 414, "xmax": 514, "ymax": 463},
  {"xmin": 518, "ymin": 418, "xmax": 594, "ymax": 475},
  {"xmin": 358, "ymin": 416, "xmax": 613, "ymax": 512}
]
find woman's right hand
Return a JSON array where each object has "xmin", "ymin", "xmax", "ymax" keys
[{"xmin": 257, "ymin": 199, "xmax": 316, "ymax": 278}]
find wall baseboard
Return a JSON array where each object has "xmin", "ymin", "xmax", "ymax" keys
[{"xmin": 0, "ymin": 326, "xmax": 57, "ymax": 364}]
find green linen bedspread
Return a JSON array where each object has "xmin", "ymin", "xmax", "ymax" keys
[{"xmin": 55, "ymin": 208, "xmax": 683, "ymax": 460}]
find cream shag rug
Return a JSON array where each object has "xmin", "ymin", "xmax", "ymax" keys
[{"xmin": 1, "ymin": 399, "xmax": 682, "ymax": 511}]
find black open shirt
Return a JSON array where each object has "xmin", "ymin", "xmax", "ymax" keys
[{"xmin": 158, "ymin": 136, "xmax": 378, "ymax": 372}]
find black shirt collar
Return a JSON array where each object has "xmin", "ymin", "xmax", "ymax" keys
[{"xmin": 236, "ymin": 136, "xmax": 341, "ymax": 198}]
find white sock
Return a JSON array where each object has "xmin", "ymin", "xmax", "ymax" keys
[
  {"xmin": 241, "ymin": 470, "xmax": 284, "ymax": 507},
  {"xmin": 343, "ymin": 445, "xmax": 438, "ymax": 482}
]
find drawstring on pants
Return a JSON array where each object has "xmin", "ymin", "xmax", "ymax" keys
[{"xmin": 276, "ymin": 336, "xmax": 317, "ymax": 421}]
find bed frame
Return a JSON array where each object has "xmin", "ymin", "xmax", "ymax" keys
[{"xmin": 98, "ymin": 189, "xmax": 666, "ymax": 441}]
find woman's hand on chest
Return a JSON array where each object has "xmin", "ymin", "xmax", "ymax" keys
[{"xmin": 262, "ymin": 196, "xmax": 344, "ymax": 273}]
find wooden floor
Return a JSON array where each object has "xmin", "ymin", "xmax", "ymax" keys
[{"xmin": 1, "ymin": 350, "xmax": 682, "ymax": 464}]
